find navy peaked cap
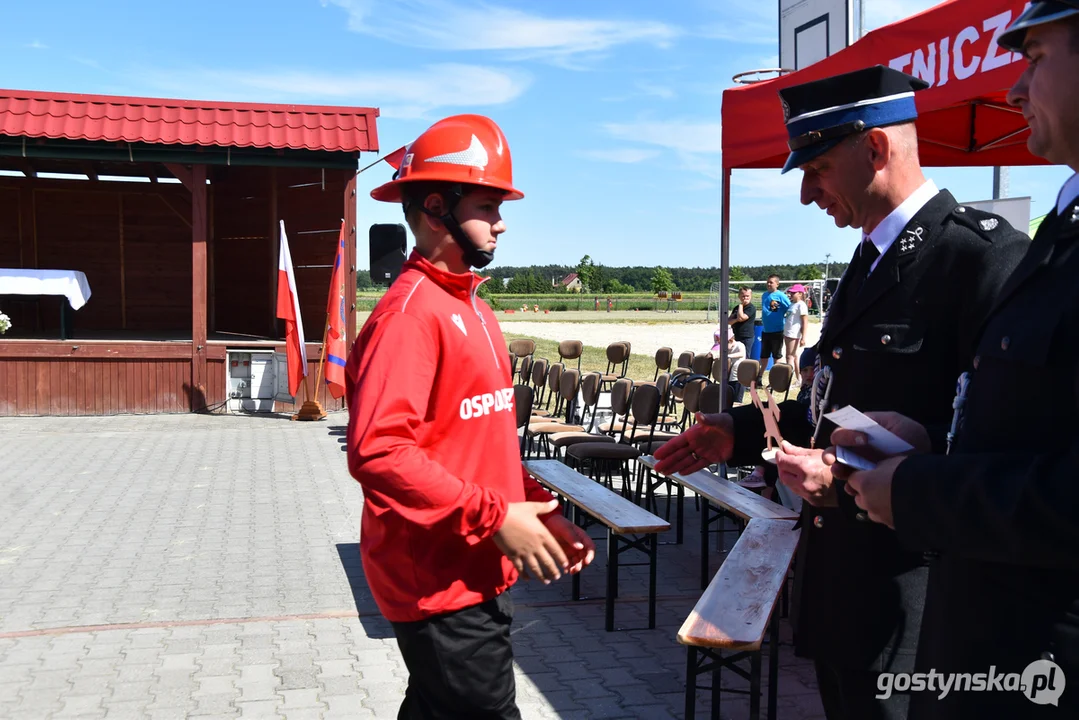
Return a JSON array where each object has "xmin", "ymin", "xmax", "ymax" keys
[
  {"xmin": 999, "ymin": 1, "xmax": 1079, "ymax": 52},
  {"xmin": 778, "ymin": 65, "xmax": 929, "ymax": 174}
]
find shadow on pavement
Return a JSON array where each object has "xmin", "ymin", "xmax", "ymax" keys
[{"xmin": 336, "ymin": 542, "xmax": 396, "ymax": 640}]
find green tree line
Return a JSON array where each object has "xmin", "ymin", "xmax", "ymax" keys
[{"xmin": 360, "ymin": 257, "xmax": 848, "ymax": 292}]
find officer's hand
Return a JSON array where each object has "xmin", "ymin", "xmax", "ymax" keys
[
  {"xmin": 493, "ymin": 500, "xmax": 569, "ymax": 584},
  {"xmin": 775, "ymin": 441, "xmax": 838, "ymax": 507},
  {"xmin": 845, "ymin": 457, "xmax": 904, "ymax": 529},
  {"xmin": 653, "ymin": 412, "xmax": 734, "ymax": 476},
  {"xmin": 829, "ymin": 412, "xmax": 930, "ymax": 482},
  {"xmin": 542, "ymin": 514, "xmax": 595, "ymax": 575}
]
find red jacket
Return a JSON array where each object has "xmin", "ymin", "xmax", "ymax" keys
[{"xmin": 345, "ymin": 251, "xmax": 555, "ymax": 623}]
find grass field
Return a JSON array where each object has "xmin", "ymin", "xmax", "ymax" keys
[{"xmin": 357, "ymin": 289, "xmax": 823, "ymax": 318}]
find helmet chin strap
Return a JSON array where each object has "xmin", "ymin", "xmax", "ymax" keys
[
  {"xmin": 436, "ymin": 209, "xmax": 495, "ymax": 270},
  {"xmin": 411, "ymin": 187, "xmax": 494, "ymax": 269}
]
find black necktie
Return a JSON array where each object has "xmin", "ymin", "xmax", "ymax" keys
[{"xmin": 850, "ymin": 239, "xmax": 880, "ymax": 297}]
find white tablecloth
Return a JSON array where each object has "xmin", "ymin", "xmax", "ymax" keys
[{"xmin": 0, "ymin": 269, "xmax": 92, "ymax": 310}]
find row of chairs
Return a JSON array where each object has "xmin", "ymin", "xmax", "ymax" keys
[{"xmin": 509, "ymin": 338, "xmax": 632, "ymax": 389}]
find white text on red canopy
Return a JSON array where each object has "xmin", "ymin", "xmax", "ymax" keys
[{"xmin": 888, "ymin": 7, "xmax": 1028, "ymax": 88}]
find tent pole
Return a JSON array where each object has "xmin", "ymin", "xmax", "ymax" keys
[{"xmin": 719, "ymin": 165, "xmax": 732, "ymax": 416}]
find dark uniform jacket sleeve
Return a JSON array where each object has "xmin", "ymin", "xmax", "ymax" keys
[
  {"xmin": 893, "ymin": 198, "xmax": 1079, "ymax": 571},
  {"xmin": 893, "ymin": 447, "xmax": 1079, "ymax": 569}
]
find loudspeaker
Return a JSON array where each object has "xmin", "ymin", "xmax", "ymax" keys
[{"xmin": 369, "ymin": 223, "xmax": 407, "ymax": 286}]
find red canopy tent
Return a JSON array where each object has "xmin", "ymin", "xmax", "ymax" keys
[{"xmin": 715, "ymin": 0, "xmax": 1039, "ymax": 401}]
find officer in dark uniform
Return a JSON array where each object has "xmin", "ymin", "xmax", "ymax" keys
[
  {"xmin": 654, "ymin": 65, "xmax": 1029, "ymax": 719},
  {"xmin": 840, "ymin": 4, "xmax": 1079, "ymax": 718}
]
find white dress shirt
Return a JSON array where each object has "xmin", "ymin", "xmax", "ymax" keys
[
  {"xmin": 861, "ymin": 180, "xmax": 940, "ymax": 274},
  {"xmin": 1056, "ymin": 172, "xmax": 1079, "ymax": 216}
]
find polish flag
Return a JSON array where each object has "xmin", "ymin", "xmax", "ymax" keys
[{"xmin": 276, "ymin": 220, "xmax": 307, "ymax": 397}]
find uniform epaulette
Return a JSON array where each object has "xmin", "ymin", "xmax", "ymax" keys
[{"xmin": 949, "ymin": 205, "xmax": 1008, "ymax": 240}]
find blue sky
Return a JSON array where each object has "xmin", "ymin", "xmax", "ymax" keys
[{"xmin": 1, "ymin": 0, "xmax": 1072, "ymax": 270}]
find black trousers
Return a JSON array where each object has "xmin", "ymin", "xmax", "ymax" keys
[
  {"xmin": 391, "ymin": 592, "xmax": 520, "ymax": 720},
  {"xmin": 814, "ymin": 658, "xmax": 910, "ymax": 720}
]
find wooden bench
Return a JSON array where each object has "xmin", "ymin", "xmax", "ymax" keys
[
  {"xmin": 638, "ymin": 456, "xmax": 798, "ymax": 588},
  {"xmin": 678, "ymin": 518, "xmax": 800, "ymax": 720},
  {"xmin": 524, "ymin": 459, "xmax": 671, "ymax": 631}
]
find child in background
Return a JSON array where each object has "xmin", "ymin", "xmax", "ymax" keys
[
  {"xmin": 796, "ymin": 345, "xmax": 818, "ymax": 406},
  {"xmin": 783, "ymin": 285, "xmax": 809, "ymax": 378}
]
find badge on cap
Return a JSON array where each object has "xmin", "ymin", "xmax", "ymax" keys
[
  {"xmin": 980, "ymin": 218, "xmax": 999, "ymax": 231},
  {"xmin": 898, "ymin": 224, "xmax": 926, "ymax": 256}
]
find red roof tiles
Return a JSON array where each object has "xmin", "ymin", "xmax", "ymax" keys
[{"xmin": 0, "ymin": 89, "xmax": 379, "ymax": 154}]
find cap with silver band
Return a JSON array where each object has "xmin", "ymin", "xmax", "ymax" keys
[
  {"xmin": 778, "ymin": 65, "xmax": 929, "ymax": 174},
  {"xmin": 998, "ymin": 1, "xmax": 1079, "ymax": 53}
]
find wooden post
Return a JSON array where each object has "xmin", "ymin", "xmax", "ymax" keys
[
  {"xmin": 119, "ymin": 193, "xmax": 127, "ymax": 330},
  {"xmin": 269, "ymin": 167, "xmax": 279, "ymax": 337},
  {"xmin": 191, "ymin": 165, "xmax": 208, "ymax": 411},
  {"xmin": 208, "ymin": 183, "xmax": 216, "ymax": 335}
]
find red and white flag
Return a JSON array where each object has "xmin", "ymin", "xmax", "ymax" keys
[
  {"xmin": 276, "ymin": 220, "xmax": 307, "ymax": 397},
  {"xmin": 323, "ymin": 221, "xmax": 348, "ymax": 400}
]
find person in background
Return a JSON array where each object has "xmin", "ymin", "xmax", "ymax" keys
[
  {"xmin": 713, "ymin": 325, "xmax": 748, "ymax": 405},
  {"xmin": 796, "ymin": 344, "xmax": 818, "ymax": 406},
  {"xmin": 728, "ymin": 286, "xmax": 757, "ymax": 351},
  {"xmin": 783, "ymin": 284, "xmax": 809, "ymax": 377},
  {"xmin": 758, "ymin": 274, "xmax": 790, "ymax": 383}
]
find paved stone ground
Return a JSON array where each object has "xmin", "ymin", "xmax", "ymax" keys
[{"xmin": 0, "ymin": 412, "xmax": 825, "ymax": 719}]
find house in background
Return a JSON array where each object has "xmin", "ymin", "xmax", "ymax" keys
[{"xmin": 558, "ymin": 273, "xmax": 582, "ymax": 293}]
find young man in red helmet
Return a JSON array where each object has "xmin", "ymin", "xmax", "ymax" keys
[{"xmin": 345, "ymin": 114, "xmax": 595, "ymax": 720}]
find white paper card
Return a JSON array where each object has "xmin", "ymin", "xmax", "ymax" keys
[
  {"xmin": 835, "ymin": 446, "xmax": 878, "ymax": 471},
  {"xmin": 823, "ymin": 406, "xmax": 915, "ymax": 455}
]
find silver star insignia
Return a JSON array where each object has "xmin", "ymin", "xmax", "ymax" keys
[{"xmin": 980, "ymin": 218, "xmax": 999, "ymax": 231}]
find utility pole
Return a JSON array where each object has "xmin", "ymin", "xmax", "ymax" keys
[
  {"xmin": 824, "ymin": 253, "xmax": 832, "ymax": 280},
  {"xmin": 858, "ymin": 0, "xmax": 866, "ymax": 40},
  {"xmin": 993, "ymin": 166, "xmax": 1010, "ymax": 199}
]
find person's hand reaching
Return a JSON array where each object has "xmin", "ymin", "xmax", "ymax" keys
[{"xmin": 653, "ymin": 412, "xmax": 734, "ymax": 476}]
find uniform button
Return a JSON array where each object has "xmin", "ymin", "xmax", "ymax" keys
[
  {"xmin": 832, "ymin": 347, "xmax": 843, "ymax": 360},
  {"xmin": 813, "ymin": 515, "xmax": 824, "ymax": 529},
  {"xmin": 881, "ymin": 334, "xmax": 892, "ymax": 345},
  {"xmin": 956, "ymin": 206, "xmax": 967, "ymax": 213},
  {"xmin": 973, "ymin": 355, "xmax": 981, "ymax": 370},
  {"xmin": 1001, "ymin": 336, "xmax": 1011, "ymax": 351}
]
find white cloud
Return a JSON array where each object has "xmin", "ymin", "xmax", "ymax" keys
[
  {"xmin": 325, "ymin": 0, "xmax": 678, "ymax": 62},
  {"xmin": 730, "ymin": 169, "xmax": 801, "ymax": 200},
  {"xmin": 636, "ymin": 81, "xmax": 675, "ymax": 100},
  {"xmin": 578, "ymin": 148, "xmax": 661, "ymax": 164},
  {"xmin": 602, "ymin": 120, "xmax": 722, "ymax": 154},
  {"xmin": 696, "ymin": 3, "xmax": 775, "ymax": 45},
  {"xmin": 139, "ymin": 63, "xmax": 530, "ymax": 120},
  {"xmin": 26, "ymin": 40, "xmax": 48, "ymax": 50},
  {"xmin": 599, "ymin": 120, "xmax": 723, "ymax": 181},
  {"xmin": 865, "ymin": 0, "xmax": 940, "ymax": 30}
]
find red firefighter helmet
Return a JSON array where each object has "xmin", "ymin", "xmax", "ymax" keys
[{"xmin": 371, "ymin": 114, "xmax": 523, "ymax": 203}]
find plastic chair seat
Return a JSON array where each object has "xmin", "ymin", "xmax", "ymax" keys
[{"xmin": 567, "ymin": 442, "xmax": 642, "ymax": 461}]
